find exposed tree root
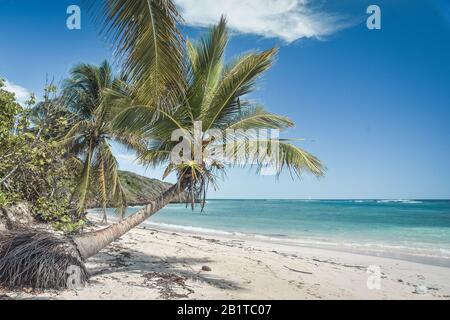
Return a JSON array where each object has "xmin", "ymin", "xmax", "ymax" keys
[{"xmin": 0, "ymin": 230, "xmax": 88, "ymax": 290}]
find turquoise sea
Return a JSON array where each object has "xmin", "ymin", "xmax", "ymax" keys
[{"xmin": 90, "ymin": 199, "xmax": 450, "ymax": 266}]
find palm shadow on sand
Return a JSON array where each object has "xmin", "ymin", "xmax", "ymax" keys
[{"xmin": 86, "ymin": 241, "xmax": 244, "ymax": 297}]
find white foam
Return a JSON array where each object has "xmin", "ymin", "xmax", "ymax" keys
[
  {"xmin": 377, "ymin": 199, "xmax": 422, "ymax": 204},
  {"xmin": 143, "ymin": 221, "xmax": 237, "ymax": 236}
]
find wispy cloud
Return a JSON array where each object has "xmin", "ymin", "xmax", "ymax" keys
[
  {"xmin": 2, "ymin": 79, "xmax": 30, "ymax": 105},
  {"xmin": 175, "ymin": 0, "xmax": 352, "ymax": 42}
]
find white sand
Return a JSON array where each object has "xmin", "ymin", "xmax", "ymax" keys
[{"xmin": 3, "ymin": 223, "xmax": 450, "ymax": 300}]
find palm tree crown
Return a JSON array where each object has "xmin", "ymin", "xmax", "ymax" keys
[
  {"xmin": 114, "ymin": 18, "xmax": 325, "ymax": 208},
  {"xmin": 62, "ymin": 61, "xmax": 143, "ymax": 219}
]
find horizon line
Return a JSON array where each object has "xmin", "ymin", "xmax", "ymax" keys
[{"xmin": 203, "ymin": 198, "xmax": 450, "ymax": 201}]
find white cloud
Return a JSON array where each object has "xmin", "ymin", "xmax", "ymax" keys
[
  {"xmin": 175, "ymin": 0, "xmax": 351, "ymax": 42},
  {"xmin": 2, "ymin": 79, "xmax": 30, "ymax": 104}
]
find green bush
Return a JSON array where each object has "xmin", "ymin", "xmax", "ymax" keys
[
  {"xmin": 0, "ymin": 80, "xmax": 84, "ymax": 233},
  {"xmin": 34, "ymin": 197, "xmax": 85, "ymax": 233}
]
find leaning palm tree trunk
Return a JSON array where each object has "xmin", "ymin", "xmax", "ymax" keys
[
  {"xmin": 73, "ymin": 182, "xmax": 182, "ymax": 260},
  {"xmin": 0, "ymin": 182, "xmax": 184, "ymax": 289}
]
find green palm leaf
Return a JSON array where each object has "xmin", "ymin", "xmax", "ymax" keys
[
  {"xmin": 224, "ymin": 139, "xmax": 325, "ymax": 178},
  {"xmin": 226, "ymin": 105, "xmax": 294, "ymax": 131},
  {"xmin": 187, "ymin": 16, "xmax": 228, "ymax": 119},
  {"xmin": 72, "ymin": 144, "xmax": 93, "ymax": 215},
  {"xmin": 89, "ymin": 0, "xmax": 184, "ymax": 106},
  {"xmin": 202, "ymin": 48, "xmax": 277, "ymax": 131}
]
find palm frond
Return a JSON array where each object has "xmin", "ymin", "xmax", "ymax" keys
[
  {"xmin": 276, "ymin": 141, "xmax": 325, "ymax": 178},
  {"xmin": 225, "ymin": 139, "xmax": 325, "ymax": 178},
  {"xmin": 226, "ymin": 105, "xmax": 294, "ymax": 131},
  {"xmin": 72, "ymin": 144, "xmax": 93, "ymax": 215},
  {"xmin": 112, "ymin": 104, "xmax": 190, "ymax": 140},
  {"xmin": 58, "ymin": 120, "xmax": 92, "ymax": 145},
  {"xmin": 89, "ymin": 0, "xmax": 184, "ymax": 106},
  {"xmin": 62, "ymin": 63, "xmax": 104, "ymax": 116},
  {"xmin": 98, "ymin": 141, "xmax": 127, "ymax": 217},
  {"xmin": 97, "ymin": 154, "xmax": 108, "ymax": 222},
  {"xmin": 138, "ymin": 148, "xmax": 173, "ymax": 168},
  {"xmin": 202, "ymin": 49, "xmax": 277, "ymax": 131},
  {"xmin": 187, "ymin": 16, "xmax": 228, "ymax": 119},
  {"xmin": 112, "ymin": 131, "xmax": 148, "ymax": 154},
  {"xmin": 111, "ymin": 174, "xmax": 127, "ymax": 219}
]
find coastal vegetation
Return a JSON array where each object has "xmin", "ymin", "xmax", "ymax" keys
[
  {"xmin": 0, "ymin": 81, "xmax": 83, "ymax": 232},
  {"xmin": 0, "ymin": 0, "xmax": 324, "ymax": 290}
]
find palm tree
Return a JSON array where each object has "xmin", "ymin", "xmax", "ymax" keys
[
  {"xmin": 71, "ymin": 18, "xmax": 325, "ymax": 260},
  {"xmin": 62, "ymin": 61, "xmax": 144, "ymax": 223}
]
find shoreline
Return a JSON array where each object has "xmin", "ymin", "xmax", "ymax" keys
[
  {"xmin": 90, "ymin": 211, "xmax": 450, "ymax": 269},
  {"xmin": 141, "ymin": 221, "xmax": 450, "ymax": 269},
  {"xmin": 3, "ymin": 217, "xmax": 449, "ymax": 300}
]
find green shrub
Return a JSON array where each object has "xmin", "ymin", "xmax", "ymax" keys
[
  {"xmin": 34, "ymin": 197, "xmax": 85, "ymax": 233},
  {"xmin": 1, "ymin": 80, "xmax": 84, "ymax": 233}
]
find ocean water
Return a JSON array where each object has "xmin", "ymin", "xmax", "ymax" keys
[{"xmin": 89, "ymin": 199, "xmax": 450, "ymax": 266}]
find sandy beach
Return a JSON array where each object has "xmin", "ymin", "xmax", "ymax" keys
[{"xmin": 2, "ymin": 218, "xmax": 450, "ymax": 300}]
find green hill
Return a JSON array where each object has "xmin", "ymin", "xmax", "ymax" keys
[
  {"xmin": 118, "ymin": 171, "xmax": 191, "ymax": 206},
  {"xmin": 118, "ymin": 171, "xmax": 190, "ymax": 206}
]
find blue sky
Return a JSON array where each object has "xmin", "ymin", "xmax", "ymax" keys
[{"xmin": 1, "ymin": 0, "xmax": 449, "ymax": 199}]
